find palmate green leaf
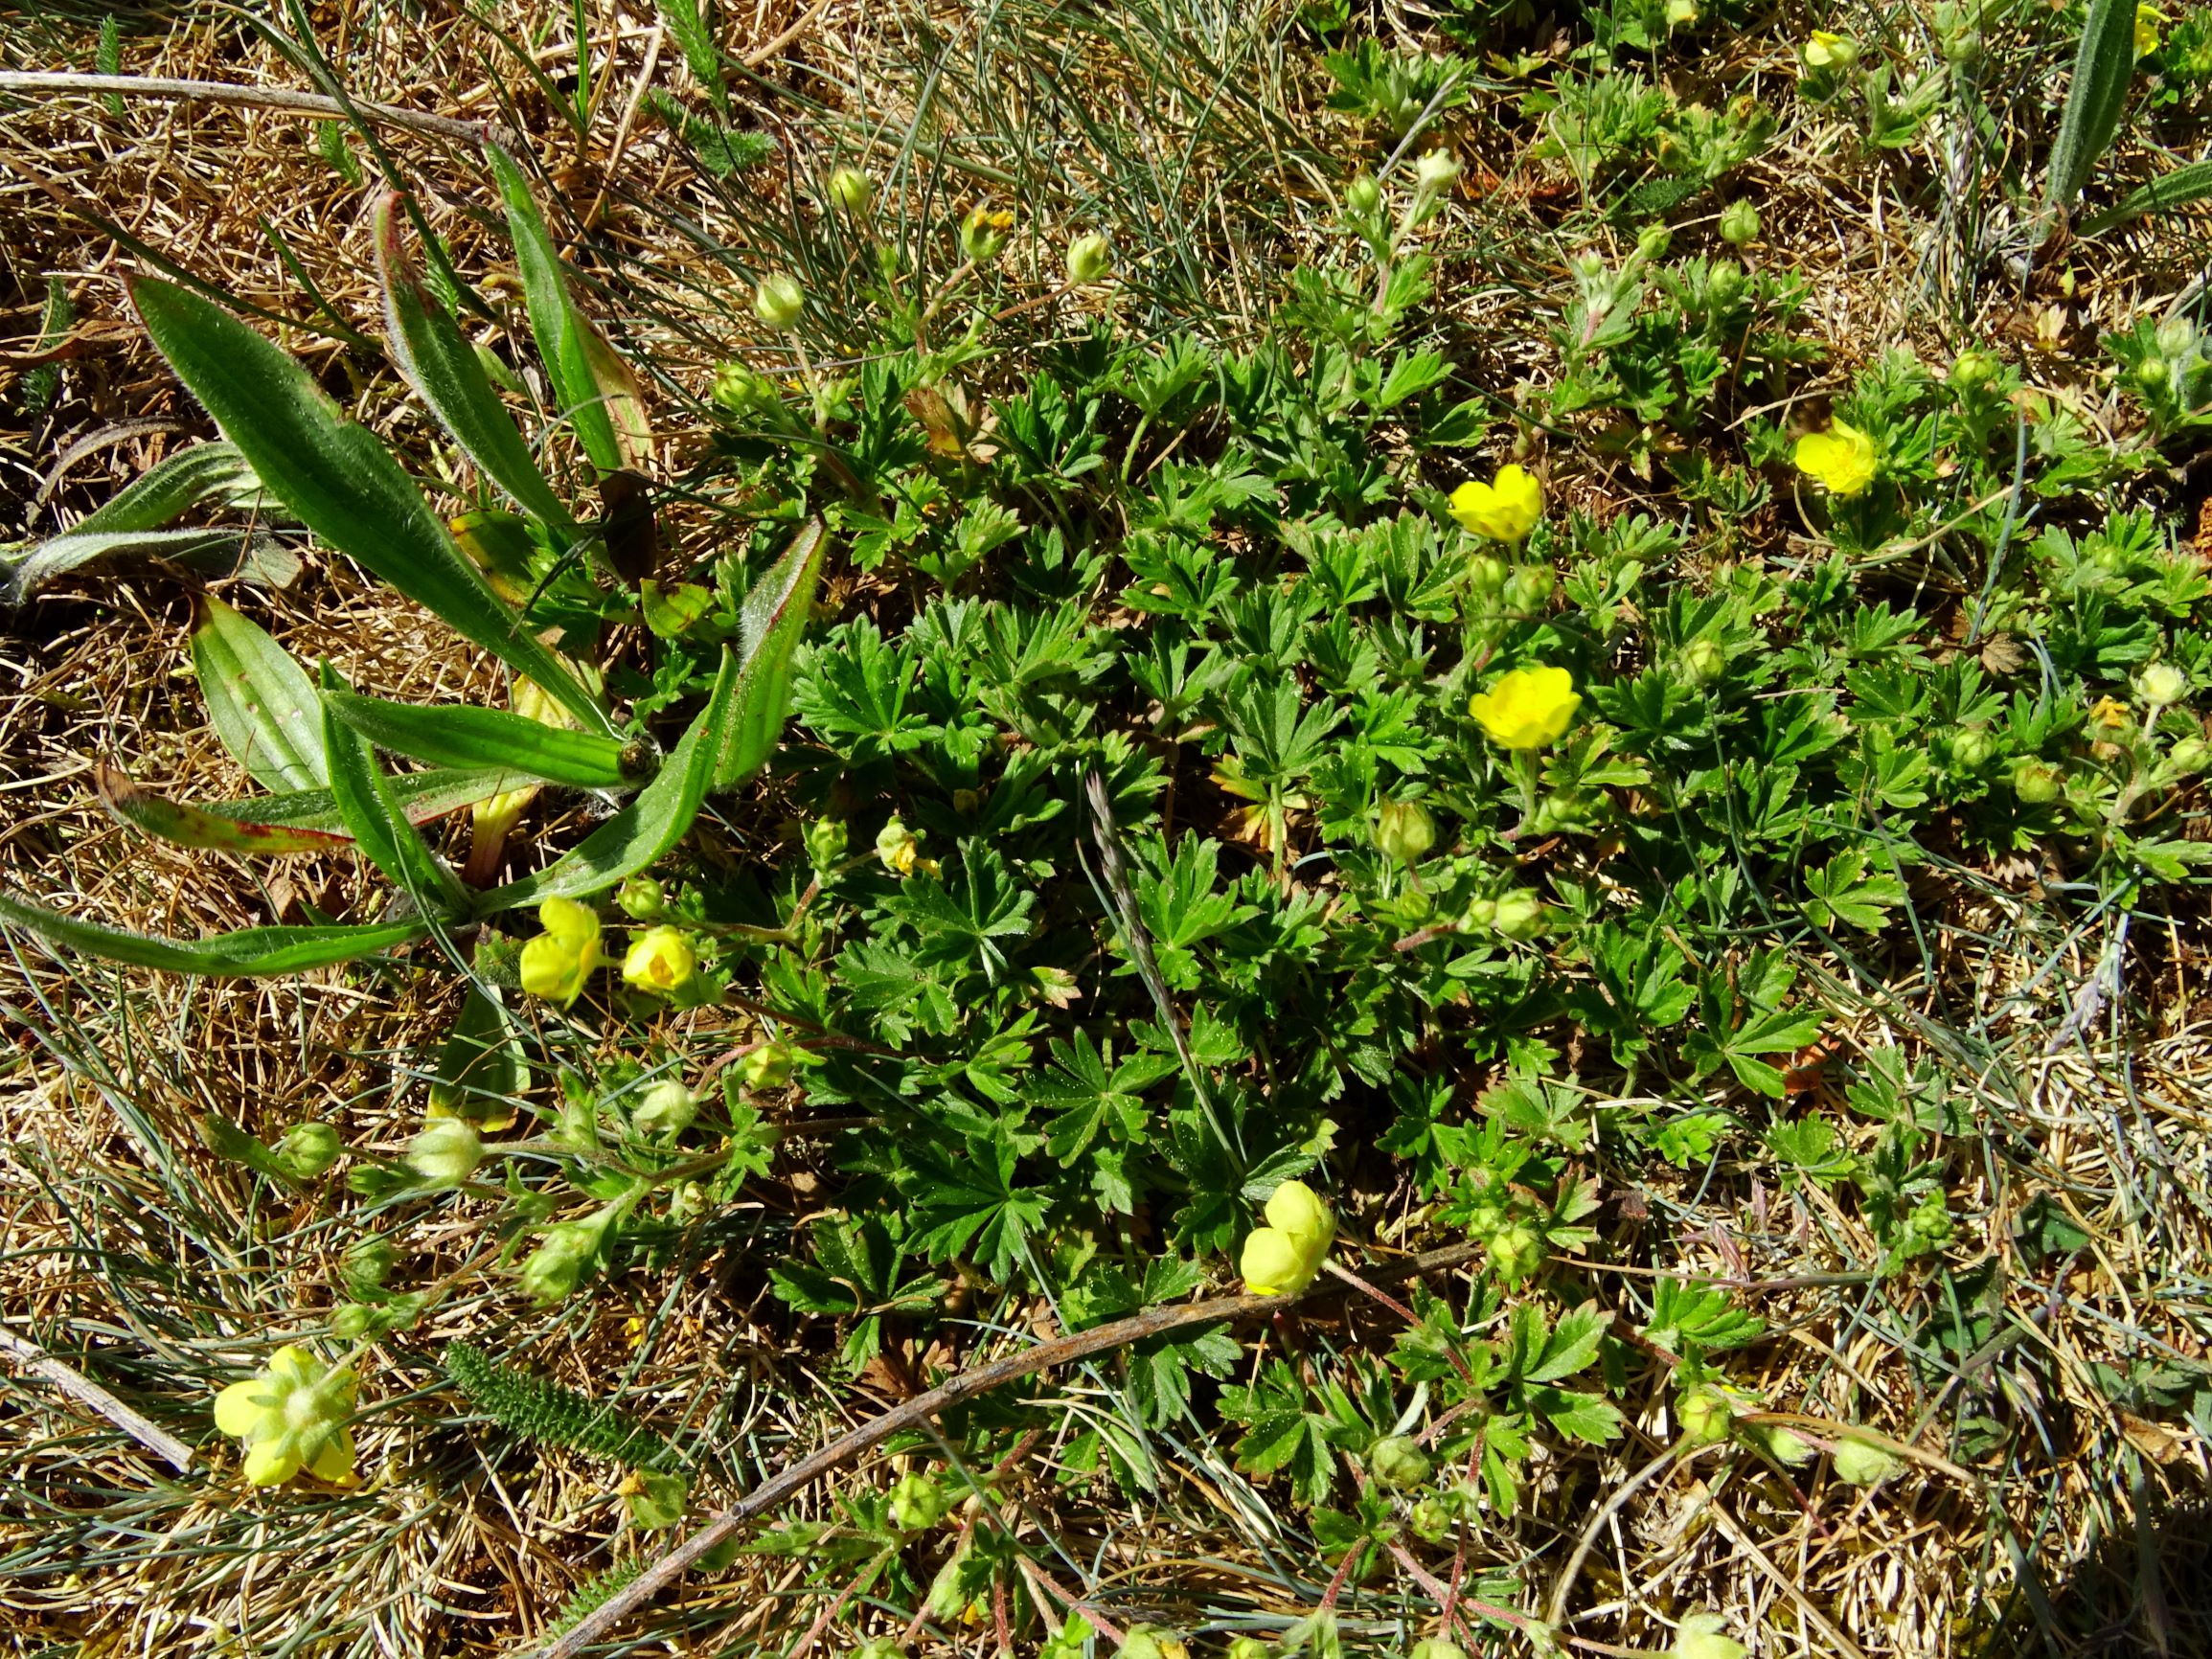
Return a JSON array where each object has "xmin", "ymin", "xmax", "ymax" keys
[
  {"xmin": 0, "ymin": 886, "xmax": 429, "ymax": 976},
  {"xmin": 325, "ymin": 691, "xmax": 634, "ymax": 790},
  {"xmin": 488, "ymin": 145, "xmax": 624, "ymax": 475},
  {"xmin": 192, "ymin": 595, "xmax": 328, "ymax": 791},
  {"xmin": 320, "ymin": 665, "xmax": 470, "ymax": 917},
  {"xmin": 95, "ymin": 763, "xmax": 350, "ymax": 855},
  {"xmin": 2081, "ymin": 158, "xmax": 2212, "ymax": 235},
  {"xmin": 476, "ymin": 647, "xmax": 739, "ymax": 914},
  {"xmin": 212, "ymin": 767, "xmax": 532, "ymax": 832},
  {"xmin": 2047, "ymin": 0, "xmax": 2141, "ymax": 209},
  {"xmin": 127, "ymin": 275, "xmax": 610, "ymax": 738},
  {"xmin": 375, "ymin": 195, "xmax": 574, "ymax": 534},
  {"xmin": 713, "ymin": 517, "xmax": 828, "ymax": 788}
]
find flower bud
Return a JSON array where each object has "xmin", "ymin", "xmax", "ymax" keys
[
  {"xmin": 1225, "ymin": 1641, "xmax": 1273, "ymax": 1659},
  {"xmin": 960, "ymin": 204, "xmax": 1015, "ymax": 263},
  {"xmin": 877, "ymin": 815, "xmax": 924, "ymax": 877},
  {"xmin": 1345, "ymin": 174, "xmax": 1382, "ymax": 216},
  {"xmin": 1949, "ymin": 349, "xmax": 2000, "ymax": 392},
  {"xmin": 753, "ymin": 272, "xmax": 806, "ymax": 331},
  {"xmin": 2010, "ymin": 758, "xmax": 2063, "ymax": 804},
  {"xmin": 741, "ymin": 1042, "xmax": 799, "ymax": 1091},
  {"xmin": 712, "ymin": 361, "xmax": 775, "ymax": 411},
  {"xmin": 1487, "ymin": 1221, "xmax": 1542, "ymax": 1284},
  {"xmin": 274, "ymin": 1122, "xmax": 342, "ymax": 1180},
  {"xmin": 1468, "ymin": 553, "xmax": 1510, "ymax": 595},
  {"xmin": 851, "ymin": 1642, "xmax": 907, "ymax": 1659},
  {"xmin": 1411, "ymin": 1642, "xmax": 1469, "ymax": 1659},
  {"xmin": 518, "ymin": 1212, "xmax": 614, "ymax": 1306},
  {"xmin": 623, "ymin": 926, "xmax": 696, "ymax": 995},
  {"xmin": 1740, "ymin": 1420, "xmax": 1814, "ymax": 1466},
  {"xmin": 1718, "ymin": 198, "xmax": 1759, "ymax": 246},
  {"xmin": 1673, "ymin": 1611, "xmax": 1746, "ymax": 1659},
  {"xmin": 633, "ymin": 1079, "xmax": 698, "ymax": 1138},
  {"xmin": 1375, "ymin": 800, "xmax": 1438, "ymax": 865},
  {"xmin": 1950, "ymin": 726, "xmax": 1995, "ymax": 770},
  {"xmin": 1706, "ymin": 260, "xmax": 1746, "ymax": 311},
  {"xmin": 342, "ymin": 1237, "xmax": 398, "ymax": 1296},
  {"xmin": 828, "ymin": 166, "xmax": 874, "ymax": 215},
  {"xmin": 1504, "ymin": 563, "xmax": 1555, "ymax": 615},
  {"xmin": 2170, "ymin": 736, "xmax": 2210, "ymax": 774},
  {"xmin": 1681, "ymin": 638, "xmax": 1725, "ymax": 685},
  {"xmin": 2140, "ymin": 662, "xmax": 2190, "ymax": 707},
  {"xmin": 1677, "ymin": 1384, "xmax": 1734, "ymax": 1445},
  {"xmin": 1461, "ymin": 896, "xmax": 1498, "ymax": 932},
  {"xmin": 807, "ymin": 816, "xmax": 850, "ymax": 872},
  {"xmin": 1832, "ymin": 1432, "xmax": 1901, "ymax": 1486},
  {"xmin": 1064, "ymin": 232, "xmax": 1113, "ymax": 285},
  {"xmin": 2137, "ymin": 358, "xmax": 2172, "ymax": 393},
  {"xmin": 519, "ymin": 897, "xmax": 604, "ymax": 1007},
  {"xmin": 1121, "ymin": 1630, "xmax": 1191, "ymax": 1659},
  {"xmin": 2157, "ymin": 316, "xmax": 2199, "ymax": 358},
  {"xmin": 1409, "ymin": 1494, "xmax": 1453, "ymax": 1542},
  {"xmin": 406, "ymin": 1119, "xmax": 483, "ymax": 1187},
  {"xmin": 888, "ymin": 1470, "xmax": 949, "ymax": 1531},
  {"xmin": 1414, "ymin": 149, "xmax": 1460, "ymax": 193},
  {"xmin": 331, "ymin": 1303, "xmax": 376, "ymax": 1340},
  {"xmin": 1367, "ymin": 1435, "xmax": 1434, "ymax": 1489},
  {"xmin": 618, "ymin": 875, "xmax": 666, "ymax": 920},
  {"xmin": 1492, "ymin": 890, "xmax": 1544, "ymax": 941},
  {"xmin": 1636, "ymin": 222, "xmax": 1674, "ymax": 262}
]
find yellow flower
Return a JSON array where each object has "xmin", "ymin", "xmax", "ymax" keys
[
  {"xmin": 518, "ymin": 897, "xmax": 603, "ymax": 1006},
  {"xmin": 1802, "ymin": 29, "xmax": 1858, "ymax": 69},
  {"xmin": 1448, "ymin": 465, "xmax": 1544, "ymax": 542},
  {"xmin": 213, "ymin": 1345, "xmax": 358, "ymax": 1486},
  {"xmin": 1240, "ymin": 1178, "xmax": 1335, "ymax": 1296},
  {"xmin": 1470, "ymin": 665, "xmax": 1582, "ymax": 751},
  {"xmin": 622, "ymin": 925, "xmax": 696, "ymax": 994},
  {"xmin": 2138, "ymin": 5, "xmax": 2166, "ymax": 57},
  {"xmin": 1792, "ymin": 419, "xmax": 1878, "ymax": 496}
]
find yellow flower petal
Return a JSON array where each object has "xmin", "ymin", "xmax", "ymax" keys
[
  {"xmin": 622, "ymin": 926, "xmax": 696, "ymax": 994},
  {"xmin": 1470, "ymin": 665, "xmax": 1582, "ymax": 750},
  {"xmin": 1241, "ymin": 1227, "xmax": 1311, "ymax": 1296},
  {"xmin": 242, "ymin": 1439, "xmax": 302, "ymax": 1486},
  {"xmin": 308, "ymin": 1427, "xmax": 359, "ymax": 1486},
  {"xmin": 1264, "ymin": 1179, "xmax": 1334, "ymax": 1249},
  {"xmin": 1792, "ymin": 420, "xmax": 1877, "ymax": 496},
  {"xmin": 214, "ymin": 1379, "xmax": 271, "ymax": 1438},
  {"xmin": 1448, "ymin": 465, "xmax": 1545, "ymax": 542}
]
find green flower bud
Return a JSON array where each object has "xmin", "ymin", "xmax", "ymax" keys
[
  {"xmin": 828, "ymin": 166, "xmax": 874, "ymax": 216},
  {"xmin": 1410, "ymin": 1642, "xmax": 1469, "ymax": 1659},
  {"xmin": 2010, "ymin": 758, "xmax": 2063, "ymax": 804},
  {"xmin": 1673, "ymin": 1611, "xmax": 1746, "ymax": 1659},
  {"xmin": 1461, "ymin": 897, "xmax": 1498, "ymax": 932},
  {"xmin": 1636, "ymin": 222, "xmax": 1674, "ymax": 262},
  {"xmin": 633, "ymin": 1079, "xmax": 697, "ymax": 1139},
  {"xmin": 712, "ymin": 361, "xmax": 775, "ymax": 411},
  {"xmin": 1409, "ymin": 1494, "xmax": 1453, "ymax": 1543},
  {"xmin": 1487, "ymin": 1221, "xmax": 1542, "ymax": 1284},
  {"xmin": 741, "ymin": 1042, "xmax": 798, "ymax": 1091},
  {"xmin": 753, "ymin": 272, "xmax": 806, "ymax": 331},
  {"xmin": 617, "ymin": 875, "xmax": 666, "ymax": 920},
  {"xmin": 1504, "ymin": 563, "xmax": 1555, "ymax": 615},
  {"xmin": 1740, "ymin": 1420, "xmax": 1814, "ymax": 1466},
  {"xmin": 850, "ymin": 1642, "xmax": 907, "ymax": 1659},
  {"xmin": 1375, "ymin": 800, "xmax": 1438, "ymax": 865},
  {"xmin": 960, "ymin": 204, "xmax": 1015, "ymax": 263},
  {"xmin": 2169, "ymin": 735, "xmax": 2210, "ymax": 775},
  {"xmin": 1706, "ymin": 259, "xmax": 1746, "ymax": 311},
  {"xmin": 1468, "ymin": 553, "xmax": 1510, "ymax": 595},
  {"xmin": 1225, "ymin": 1641, "xmax": 1273, "ymax": 1659},
  {"xmin": 2140, "ymin": 662, "xmax": 2190, "ymax": 707},
  {"xmin": 670, "ymin": 1179, "xmax": 708, "ymax": 1222},
  {"xmin": 1120, "ymin": 1629, "xmax": 1191, "ymax": 1659},
  {"xmin": 1832, "ymin": 1432, "xmax": 1902, "ymax": 1486},
  {"xmin": 1064, "ymin": 232, "xmax": 1113, "ymax": 285},
  {"xmin": 518, "ymin": 1211, "xmax": 615, "ymax": 1306},
  {"xmin": 2137, "ymin": 358, "xmax": 2173, "ymax": 392},
  {"xmin": 1681, "ymin": 637, "xmax": 1725, "ymax": 685},
  {"xmin": 1492, "ymin": 890, "xmax": 1544, "ymax": 941},
  {"xmin": 1345, "ymin": 174, "xmax": 1382, "ymax": 216},
  {"xmin": 1677, "ymin": 1384, "xmax": 1734, "ymax": 1445},
  {"xmin": 330, "ymin": 1303, "xmax": 376, "ymax": 1340},
  {"xmin": 1949, "ymin": 349, "xmax": 2000, "ymax": 392},
  {"xmin": 806, "ymin": 816, "xmax": 850, "ymax": 872},
  {"xmin": 1950, "ymin": 726, "xmax": 1995, "ymax": 770},
  {"xmin": 1718, "ymin": 198, "xmax": 1759, "ymax": 246},
  {"xmin": 2157, "ymin": 316, "xmax": 2199, "ymax": 358},
  {"xmin": 406, "ymin": 1119, "xmax": 483, "ymax": 1187},
  {"xmin": 888, "ymin": 1470, "xmax": 949, "ymax": 1531},
  {"xmin": 343, "ymin": 1237, "xmax": 398, "ymax": 1297},
  {"xmin": 274, "ymin": 1122, "xmax": 343, "ymax": 1180},
  {"xmin": 1414, "ymin": 149, "xmax": 1461, "ymax": 193},
  {"xmin": 1367, "ymin": 1435, "xmax": 1434, "ymax": 1489}
]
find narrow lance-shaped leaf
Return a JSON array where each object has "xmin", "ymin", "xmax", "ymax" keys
[
  {"xmin": 211, "ymin": 767, "xmax": 532, "ymax": 833},
  {"xmin": 326, "ymin": 689, "xmax": 637, "ymax": 791},
  {"xmin": 319, "ymin": 664, "xmax": 470, "ymax": 917},
  {"xmin": 2047, "ymin": 0, "xmax": 2141, "ymax": 210},
  {"xmin": 4, "ymin": 443, "xmax": 278, "ymax": 603},
  {"xmin": 488, "ymin": 145, "xmax": 625, "ymax": 475},
  {"xmin": 127, "ymin": 275, "xmax": 612, "ymax": 738},
  {"xmin": 714, "ymin": 516, "xmax": 827, "ymax": 788},
  {"xmin": 193, "ymin": 595, "xmax": 328, "ymax": 791},
  {"xmin": 96, "ymin": 763, "xmax": 352, "ymax": 855},
  {"xmin": 0, "ymin": 886, "xmax": 430, "ymax": 977},
  {"xmin": 375, "ymin": 195, "xmax": 576, "ymax": 534},
  {"xmin": 2080, "ymin": 157, "xmax": 2212, "ymax": 235},
  {"xmin": 5, "ymin": 528, "xmax": 290, "ymax": 605},
  {"xmin": 477, "ymin": 646, "xmax": 738, "ymax": 914}
]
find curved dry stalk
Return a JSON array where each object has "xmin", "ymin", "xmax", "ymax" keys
[{"xmin": 0, "ymin": 70, "xmax": 502, "ymax": 146}]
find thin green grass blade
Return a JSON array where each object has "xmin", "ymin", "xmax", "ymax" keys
[
  {"xmin": 319, "ymin": 665, "xmax": 469, "ymax": 915},
  {"xmin": 715, "ymin": 517, "xmax": 827, "ymax": 787},
  {"xmin": 192, "ymin": 595, "xmax": 328, "ymax": 791},
  {"xmin": 477, "ymin": 647, "xmax": 737, "ymax": 913},
  {"xmin": 0, "ymin": 887, "xmax": 429, "ymax": 976},
  {"xmin": 488, "ymin": 144, "xmax": 625, "ymax": 474},
  {"xmin": 128, "ymin": 275, "xmax": 612, "ymax": 737},
  {"xmin": 325, "ymin": 690, "xmax": 635, "ymax": 790},
  {"xmin": 94, "ymin": 763, "xmax": 352, "ymax": 855},
  {"xmin": 375, "ymin": 195, "xmax": 576, "ymax": 534},
  {"xmin": 2047, "ymin": 0, "xmax": 2141, "ymax": 209}
]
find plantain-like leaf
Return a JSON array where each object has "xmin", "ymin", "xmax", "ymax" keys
[
  {"xmin": 96, "ymin": 762, "xmax": 351, "ymax": 855},
  {"xmin": 127, "ymin": 275, "xmax": 611, "ymax": 737},
  {"xmin": 2048, "ymin": 0, "xmax": 2141, "ymax": 209},
  {"xmin": 211, "ymin": 767, "xmax": 530, "ymax": 832},
  {"xmin": 5, "ymin": 527, "xmax": 294, "ymax": 604},
  {"xmin": 375, "ymin": 195, "xmax": 576, "ymax": 534},
  {"xmin": 193, "ymin": 594, "xmax": 329, "ymax": 791},
  {"xmin": 488, "ymin": 145, "xmax": 625, "ymax": 475},
  {"xmin": 320, "ymin": 664, "xmax": 470, "ymax": 916},
  {"xmin": 0, "ymin": 886, "xmax": 430, "ymax": 976},
  {"xmin": 2080, "ymin": 157, "xmax": 2212, "ymax": 235},
  {"xmin": 477, "ymin": 647, "xmax": 737, "ymax": 913},
  {"xmin": 428, "ymin": 986, "xmax": 530, "ymax": 1128},
  {"xmin": 325, "ymin": 690, "xmax": 635, "ymax": 790},
  {"xmin": 714, "ymin": 517, "xmax": 827, "ymax": 788}
]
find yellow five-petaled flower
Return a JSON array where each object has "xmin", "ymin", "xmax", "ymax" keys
[
  {"xmin": 1240, "ymin": 1179, "xmax": 1335, "ymax": 1296},
  {"xmin": 1792, "ymin": 419, "xmax": 1878, "ymax": 497},
  {"xmin": 2139, "ymin": 5, "xmax": 2167, "ymax": 57},
  {"xmin": 519, "ymin": 897, "xmax": 604, "ymax": 1007},
  {"xmin": 1448, "ymin": 465, "xmax": 1544, "ymax": 542},
  {"xmin": 214, "ymin": 1345, "xmax": 358, "ymax": 1487},
  {"xmin": 1470, "ymin": 665, "xmax": 1582, "ymax": 751},
  {"xmin": 623, "ymin": 925, "xmax": 696, "ymax": 995}
]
